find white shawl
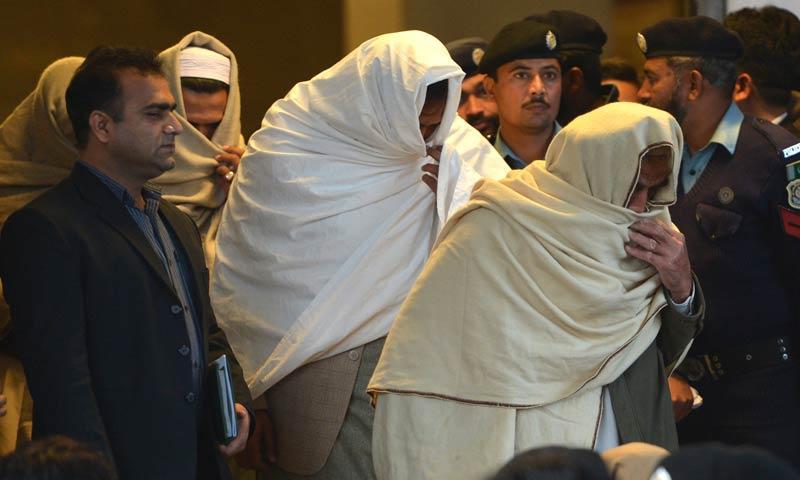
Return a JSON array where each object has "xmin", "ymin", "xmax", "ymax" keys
[{"xmin": 211, "ymin": 31, "xmax": 509, "ymax": 397}]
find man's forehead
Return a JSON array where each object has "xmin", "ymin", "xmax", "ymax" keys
[
  {"xmin": 504, "ymin": 58, "xmax": 560, "ymax": 71},
  {"xmin": 461, "ymin": 74, "xmax": 486, "ymax": 91},
  {"xmin": 643, "ymin": 58, "xmax": 671, "ymax": 75},
  {"xmin": 118, "ymin": 70, "xmax": 174, "ymax": 106}
]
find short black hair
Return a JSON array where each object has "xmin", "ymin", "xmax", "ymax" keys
[
  {"xmin": 601, "ymin": 57, "xmax": 640, "ymax": 86},
  {"xmin": 493, "ymin": 446, "xmax": 610, "ymax": 480},
  {"xmin": 65, "ymin": 45, "xmax": 163, "ymax": 149},
  {"xmin": 561, "ymin": 51, "xmax": 603, "ymax": 96},
  {"xmin": 724, "ymin": 6, "xmax": 800, "ymax": 108},
  {"xmin": 180, "ymin": 77, "xmax": 229, "ymax": 94},
  {"xmin": 0, "ymin": 435, "xmax": 114, "ymax": 480},
  {"xmin": 424, "ymin": 79, "xmax": 449, "ymax": 106}
]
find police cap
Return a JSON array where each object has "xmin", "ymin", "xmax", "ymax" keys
[
  {"xmin": 526, "ymin": 10, "xmax": 606, "ymax": 55},
  {"xmin": 446, "ymin": 37, "xmax": 489, "ymax": 77},
  {"xmin": 478, "ymin": 19, "xmax": 560, "ymax": 75},
  {"xmin": 637, "ymin": 16, "xmax": 744, "ymax": 60}
]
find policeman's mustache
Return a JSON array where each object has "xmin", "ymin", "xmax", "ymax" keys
[{"xmin": 522, "ymin": 94, "xmax": 550, "ymax": 109}]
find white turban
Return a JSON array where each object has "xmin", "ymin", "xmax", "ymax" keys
[{"xmin": 179, "ymin": 46, "xmax": 230, "ymax": 84}]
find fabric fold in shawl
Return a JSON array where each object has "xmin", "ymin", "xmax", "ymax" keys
[
  {"xmin": 211, "ymin": 31, "xmax": 509, "ymax": 398},
  {"xmin": 368, "ymin": 103, "xmax": 683, "ymax": 415},
  {"xmin": 158, "ymin": 31, "xmax": 244, "ymax": 265},
  {"xmin": 0, "ymin": 57, "xmax": 82, "ymax": 335},
  {"xmin": 0, "ymin": 57, "xmax": 82, "ymax": 227}
]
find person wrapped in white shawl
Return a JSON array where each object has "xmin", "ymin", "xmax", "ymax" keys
[
  {"xmin": 368, "ymin": 102, "xmax": 700, "ymax": 480},
  {"xmin": 211, "ymin": 30, "xmax": 508, "ymax": 478}
]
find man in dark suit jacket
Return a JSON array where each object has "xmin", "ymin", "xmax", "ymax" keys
[{"xmin": 0, "ymin": 46, "xmax": 251, "ymax": 480}]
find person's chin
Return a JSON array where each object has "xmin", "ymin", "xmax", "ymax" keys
[{"xmin": 155, "ymin": 156, "xmax": 176, "ymax": 172}]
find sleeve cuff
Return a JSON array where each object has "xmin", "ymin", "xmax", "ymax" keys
[{"xmin": 669, "ymin": 281, "xmax": 695, "ymax": 316}]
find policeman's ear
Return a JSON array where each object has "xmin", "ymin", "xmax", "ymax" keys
[
  {"xmin": 564, "ymin": 67, "xmax": 584, "ymax": 94},
  {"xmin": 483, "ymin": 74, "xmax": 496, "ymax": 99},
  {"xmin": 732, "ymin": 73, "xmax": 754, "ymax": 103},
  {"xmin": 686, "ymin": 69, "xmax": 704, "ymax": 102},
  {"xmin": 88, "ymin": 110, "xmax": 114, "ymax": 145}
]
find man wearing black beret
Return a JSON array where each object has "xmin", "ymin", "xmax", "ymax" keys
[
  {"xmin": 480, "ymin": 19, "xmax": 562, "ymax": 169},
  {"xmin": 637, "ymin": 15, "xmax": 800, "ymax": 467},
  {"xmin": 724, "ymin": 6, "xmax": 800, "ymax": 137},
  {"xmin": 446, "ymin": 37, "xmax": 499, "ymax": 140},
  {"xmin": 525, "ymin": 10, "xmax": 619, "ymax": 126}
]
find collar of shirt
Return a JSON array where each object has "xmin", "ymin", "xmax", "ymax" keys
[
  {"xmin": 772, "ymin": 112, "xmax": 789, "ymax": 125},
  {"xmin": 600, "ymin": 83, "xmax": 619, "ymax": 104},
  {"xmin": 494, "ymin": 122, "xmax": 562, "ymax": 170},
  {"xmin": 680, "ymin": 102, "xmax": 743, "ymax": 192},
  {"xmin": 685, "ymin": 102, "xmax": 743, "ymax": 158},
  {"xmin": 79, "ymin": 161, "xmax": 163, "ymax": 213}
]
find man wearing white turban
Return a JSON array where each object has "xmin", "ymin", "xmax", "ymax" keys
[
  {"xmin": 368, "ymin": 102, "xmax": 704, "ymax": 479},
  {"xmin": 212, "ymin": 31, "xmax": 509, "ymax": 479},
  {"xmin": 158, "ymin": 31, "xmax": 246, "ymax": 265}
]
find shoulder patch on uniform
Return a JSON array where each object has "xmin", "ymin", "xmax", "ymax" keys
[
  {"xmin": 783, "ymin": 142, "xmax": 800, "ymax": 159},
  {"xmin": 788, "ymin": 179, "xmax": 800, "ymax": 209},
  {"xmin": 787, "ymin": 159, "xmax": 800, "ymax": 181}
]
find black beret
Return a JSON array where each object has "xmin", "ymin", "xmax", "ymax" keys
[
  {"xmin": 446, "ymin": 37, "xmax": 489, "ymax": 77},
  {"xmin": 637, "ymin": 16, "xmax": 744, "ymax": 60},
  {"xmin": 479, "ymin": 19, "xmax": 560, "ymax": 75},
  {"xmin": 660, "ymin": 444, "xmax": 800, "ymax": 480},
  {"xmin": 525, "ymin": 10, "xmax": 606, "ymax": 55}
]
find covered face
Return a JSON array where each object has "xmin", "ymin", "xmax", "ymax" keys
[
  {"xmin": 294, "ymin": 30, "xmax": 464, "ymax": 157},
  {"xmin": 543, "ymin": 101, "xmax": 682, "ymax": 211}
]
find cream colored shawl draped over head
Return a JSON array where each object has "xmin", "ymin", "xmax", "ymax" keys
[
  {"xmin": 0, "ymin": 57, "xmax": 82, "ymax": 227},
  {"xmin": 0, "ymin": 57, "xmax": 82, "ymax": 334},
  {"xmin": 156, "ymin": 31, "xmax": 244, "ymax": 265},
  {"xmin": 368, "ymin": 103, "xmax": 683, "ymax": 418},
  {"xmin": 211, "ymin": 31, "xmax": 509, "ymax": 398}
]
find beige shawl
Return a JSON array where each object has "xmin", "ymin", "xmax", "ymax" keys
[
  {"xmin": 157, "ymin": 31, "xmax": 244, "ymax": 264},
  {"xmin": 369, "ymin": 103, "xmax": 683, "ymax": 415},
  {"xmin": 0, "ymin": 57, "xmax": 82, "ymax": 227},
  {"xmin": 0, "ymin": 57, "xmax": 82, "ymax": 334}
]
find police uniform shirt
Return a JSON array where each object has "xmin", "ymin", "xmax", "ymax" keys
[
  {"xmin": 493, "ymin": 123, "xmax": 562, "ymax": 170},
  {"xmin": 681, "ymin": 102, "xmax": 743, "ymax": 193}
]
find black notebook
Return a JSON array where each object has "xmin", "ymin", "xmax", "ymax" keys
[{"xmin": 207, "ymin": 354, "xmax": 238, "ymax": 445}]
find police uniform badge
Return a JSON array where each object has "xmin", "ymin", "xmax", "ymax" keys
[
  {"xmin": 545, "ymin": 31, "xmax": 557, "ymax": 51},
  {"xmin": 637, "ymin": 33, "xmax": 648, "ymax": 54},
  {"xmin": 780, "ymin": 144, "xmax": 800, "ymax": 238},
  {"xmin": 471, "ymin": 48, "xmax": 485, "ymax": 67},
  {"xmin": 785, "ymin": 145, "xmax": 800, "ymax": 210},
  {"xmin": 787, "ymin": 179, "xmax": 800, "ymax": 210}
]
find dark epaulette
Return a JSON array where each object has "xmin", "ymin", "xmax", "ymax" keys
[{"xmin": 750, "ymin": 117, "xmax": 800, "ymax": 166}]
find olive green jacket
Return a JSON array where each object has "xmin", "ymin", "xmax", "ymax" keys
[{"xmin": 608, "ymin": 277, "xmax": 705, "ymax": 451}]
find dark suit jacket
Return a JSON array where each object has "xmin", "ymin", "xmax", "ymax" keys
[{"xmin": 0, "ymin": 163, "xmax": 251, "ymax": 480}]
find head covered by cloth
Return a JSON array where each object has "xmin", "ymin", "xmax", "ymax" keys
[
  {"xmin": 0, "ymin": 57, "xmax": 82, "ymax": 226},
  {"xmin": 369, "ymin": 102, "xmax": 682, "ymax": 446},
  {"xmin": 211, "ymin": 31, "xmax": 509, "ymax": 397},
  {"xmin": 156, "ymin": 31, "xmax": 243, "ymax": 265},
  {"xmin": 0, "ymin": 57, "xmax": 83, "ymax": 333}
]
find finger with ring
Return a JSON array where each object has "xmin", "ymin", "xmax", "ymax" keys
[{"xmin": 224, "ymin": 171, "xmax": 235, "ymax": 181}]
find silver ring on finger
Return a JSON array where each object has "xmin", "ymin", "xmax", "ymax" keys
[{"xmin": 224, "ymin": 171, "xmax": 235, "ymax": 181}]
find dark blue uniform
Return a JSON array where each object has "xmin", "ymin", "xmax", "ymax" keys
[{"xmin": 671, "ymin": 116, "xmax": 800, "ymax": 467}]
